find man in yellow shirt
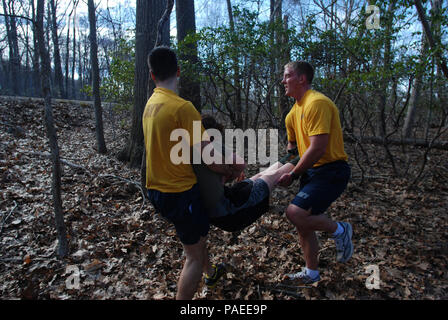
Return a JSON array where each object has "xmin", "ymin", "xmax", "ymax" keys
[
  {"xmin": 278, "ymin": 61, "xmax": 353, "ymax": 284},
  {"xmin": 143, "ymin": 47, "xmax": 233, "ymax": 299}
]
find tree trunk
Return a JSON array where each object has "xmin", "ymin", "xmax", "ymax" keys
[
  {"xmin": 376, "ymin": 0, "xmax": 396, "ymax": 138},
  {"xmin": 2, "ymin": 0, "xmax": 20, "ymax": 95},
  {"xmin": 431, "ymin": 0, "xmax": 447, "ymax": 125},
  {"xmin": 402, "ymin": 33, "xmax": 428, "ymax": 138},
  {"xmin": 176, "ymin": 0, "xmax": 201, "ymax": 111},
  {"xmin": 120, "ymin": 0, "xmax": 169, "ymax": 168},
  {"xmin": 88, "ymin": 0, "xmax": 107, "ymax": 154},
  {"xmin": 415, "ymin": 0, "xmax": 448, "ymax": 79},
  {"xmin": 140, "ymin": 0, "xmax": 174, "ymax": 189},
  {"xmin": 278, "ymin": 14, "xmax": 290, "ymax": 130},
  {"xmin": 72, "ymin": 12, "xmax": 77, "ymax": 99},
  {"xmin": 49, "ymin": 0, "xmax": 64, "ymax": 98},
  {"xmin": 65, "ymin": 15, "xmax": 70, "ymax": 99},
  {"xmin": 225, "ymin": 0, "xmax": 243, "ymax": 128},
  {"xmin": 36, "ymin": 0, "xmax": 68, "ymax": 259},
  {"xmin": 31, "ymin": 0, "xmax": 41, "ymax": 97}
]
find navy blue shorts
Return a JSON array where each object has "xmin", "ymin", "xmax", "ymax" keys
[
  {"xmin": 147, "ymin": 184, "xmax": 209, "ymax": 245},
  {"xmin": 291, "ymin": 161, "xmax": 351, "ymax": 215}
]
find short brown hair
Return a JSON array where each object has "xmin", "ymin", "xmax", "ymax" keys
[
  {"xmin": 285, "ymin": 61, "xmax": 314, "ymax": 84},
  {"xmin": 148, "ymin": 46, "xmax": 178, "ymax": 81}
]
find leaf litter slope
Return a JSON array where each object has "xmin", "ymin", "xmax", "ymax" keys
[{"xmin": 0, "ymin": 98, "xmax": 447, "ymax": 300}]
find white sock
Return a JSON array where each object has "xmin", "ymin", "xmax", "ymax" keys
[
  {"xmin": 305, "ymin": 267, "xmax": 319, "ymax": 279},
  {"xmin": 332, "ymin": 222, "xmax": 344, "ymax": 237}
]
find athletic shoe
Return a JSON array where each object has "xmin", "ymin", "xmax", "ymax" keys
[
  {"xmin": 204, "ymin": 263, "xmax": 226, "ymax": 288},
  {"xmin": 284, "ymin": 268, "xmax": 320, "ymax": 284},
  {"xmin": 334, "ymin": 222, "xmax": 353, "ymax": 263}
]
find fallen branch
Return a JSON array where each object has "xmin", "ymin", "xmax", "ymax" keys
[
  {"xmin": 0, "ymin": 201, "xmax": 18, "ymax": 235},
  {"xmin": 28, "ymin": 152, "xmax": 91, "ymax": 173},
  {"xmin": 261, "ymin": 284, "xmax": 311, "ymax": 298},
  {"xmin": 99, "ymin": 174, "xmax": 147, "ymax": 204},
  {"xmin": 344, "ymin": 134, "xmax": 448, "ymax": 150},
  {"xmin": 28, "ymin": 152, "xmax": 146, "ymax": 205}
]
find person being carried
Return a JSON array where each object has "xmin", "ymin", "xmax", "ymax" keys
[
  {"xmin": 193, "ymin": 115, "xmax": 300, "ymax": 287},
  {"xmin": 143, "ymin": 46, "xmax": 233, "ymax": 300},
  {"xmin": 276, "ymin": 61, "xmax": 353, "ymax": 285}
]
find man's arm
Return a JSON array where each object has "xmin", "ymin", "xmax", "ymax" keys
[{"xmin": 278, "ymin": 134, "xmax": 328, "ymax": 186}]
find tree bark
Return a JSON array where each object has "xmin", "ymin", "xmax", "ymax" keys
[
  {"xmin": 176, "ymin": 0, "xmax": 201, "ymax": 111},
  {"xmin": 344, "ymin": 134, "xmax": 448, "ymax": 150},
  {"xmin": 72, "ymin": 11, "xmax": 77, "ymax": 99},
  {"xmin": 120, "ymin": 0, "xmax": 169, "ymax": 168},
  {"xmin": 414, "ymin": 0, "xmax": 448, "ymax": 79},
  {"xmin": 88, "ymin": 0, "xmax": 107, "ymax": 154},
  {"xmin": 30, "ymin": 0, "xmax": 41, "ymax": 97},
  {"xmin": 36, "ymin": 0, "xmax": 68, "ymax": 259},
  {"xmin": 376, "ymin": 0, "xmax": 397, "ymax": 138},
  {"xmin": 225, "ymin": 0, "xmax": 243, "ymax": 128},
  {"xmin": 2, "ymin": 0, "xmax": 21, "ymax": 95},
  {"xmin": 49, "ymin": 0, "xmax": 64, "ymax": 98},
  {"xmin": 403, "ymin": 32, "xmax": 428, "ymax": 138},
  {"xmin": 64, "ymin": 14, "xmax": 70, "ymax": 99},
  {"xmin": 140, "ymin": 0, "xmax": 174, "ymax": 189}
]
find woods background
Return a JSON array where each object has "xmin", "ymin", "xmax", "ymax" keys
[{"xmin": 0, "ymin": 0, "xmax": 447, "ymax": 300}]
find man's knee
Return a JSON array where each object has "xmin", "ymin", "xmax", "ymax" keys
[
  {"xmin": 285, "ymin": 205, "xmax": 312, "ymax": 231},
  {"xmin": 183, "ymin": 236, "xmax": 207, "ymax": 261}
]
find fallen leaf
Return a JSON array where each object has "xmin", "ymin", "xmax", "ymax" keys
[
  {"xmin": 23, "ymin": 255, "xmax": 31, "ymax": 265},
  {"xmin": 85, "ymin": 259, "xmax": 103, "ymax": 273}
]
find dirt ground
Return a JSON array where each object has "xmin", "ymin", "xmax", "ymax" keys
[{"xmin": 1, "ymin": 98, "xmax": 447, "ymax": 300}]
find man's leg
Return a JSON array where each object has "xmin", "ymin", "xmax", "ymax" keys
[
  {"xmin": 252, "ymin": 163, "xmax": 295, "ymax": 192},
  {"xmin": 285, "ymin": 204, "xmax": 338, "ymax": 271},
  {"xmin": 251, "ymin": 161, "xmax": 283, "ymax": 181},
  {"xmin": 177, "ymin": 236, "xmax": 211, "ymax": 300}
]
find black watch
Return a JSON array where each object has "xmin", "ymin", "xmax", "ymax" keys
[{"xmin": 289, "ymin": 171, "xmax": 300, "ymax": 180}]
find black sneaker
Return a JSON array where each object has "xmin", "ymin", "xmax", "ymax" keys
[{"xmin": 204, "ymin": 263, "xmax": 226, "ymax": 288}]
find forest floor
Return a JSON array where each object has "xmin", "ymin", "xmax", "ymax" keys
[{"xmin": 0, "ymin": 97, "xmax": 447, "ymax": 300}]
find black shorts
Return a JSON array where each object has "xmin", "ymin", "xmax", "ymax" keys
[
  {"xmin": 291, "ymin": 161, "xmax": 351, "ymax": 215},
  {"xmin": 147, "ymin": 184, "xmax": 209, "ymax": 245},
  {"xmin": 210, "ymin": 179, "xmax": 270, "ymax": 232}
]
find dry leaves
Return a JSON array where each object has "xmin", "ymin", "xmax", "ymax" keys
[{"xmin": 0, "ymin": 98, "xmax": 447, "ymax": 300}]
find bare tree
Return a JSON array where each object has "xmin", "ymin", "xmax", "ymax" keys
[
  {"xmin": 71, "ymin": 8, "xmax": 77, "ymax": 98},
  {"xmin": 30, "ymin": 0, "xmax": 41, "ymax": 97},
  {"xmin": 2, "ymin": 0, "xmax": 20, "ymax": 95},
  {"xmin": 36, "ymin": 0, "xmax": 68, "ymax": 258},
  {"xmin": 119, "ymin": 0, "xmax": 169, "ymax": 168},
  {"xmin": 176, "ymin": 0, "xmax": 201, "ymax": 111},
  {"xmin": 140, "ymin": 0, "xmax": 174, "ymax": 188},
  {"xmin": 88, "ymin": 0, "xmax": 107, "ymax": 154},
  {"xmin": 224, "ymin": 0, "xmax": 243, "ymax": 128},
  {"xmin": 49, "ymin": 0, "xmax": 64, "ymax": 98},
  {"xmin": 414, "ymin": 0, "xmax": 448, "ymax": 79},
  {"xmin": 402, "ymin": 32, "xmax": 428, "ymax": 138}
]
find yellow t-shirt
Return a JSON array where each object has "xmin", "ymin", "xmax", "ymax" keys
[
  {"xmin": 143, "ymin": 87, "xmax": 205, "ymax": 192},
  {"xmin": 285, "ymin": 89, "xmax": 348, "ymax": 167}
]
